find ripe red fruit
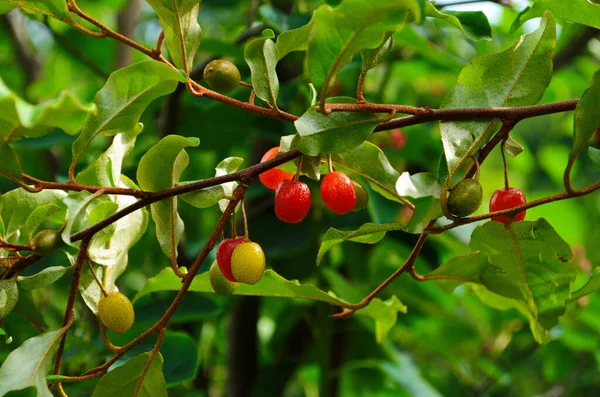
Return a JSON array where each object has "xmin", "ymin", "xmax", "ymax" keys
[
  {"xmin": 320, "ymin": 171, "xmax": 357, "ymax": 215},
  {"xmin": 258, "ymin": 147, "xmax": 294, "ymax": 190},
  {"xmin": 489, "ymin": 187, "xmax": 527, "ymax": 223},
  {"xmin": 216, "ymin": 237, "xmax": 248, "ymax": 282},
  {"xmin": 275, "ymin": 180, "xmax": 311, "ymax": 223},
  {"xmin": 390, "ymin": 129, "xmax": 406, "ymax": 149}
]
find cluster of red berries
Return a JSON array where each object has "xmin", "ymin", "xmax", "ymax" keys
[{"xmin": 257, "ymin": 147, "xmax": 368, "ymax": 223}]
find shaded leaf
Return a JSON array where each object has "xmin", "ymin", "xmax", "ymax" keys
[
  {"xmin": 0, "ymin": 278, "xmax": 18, "ymax": 320},
  {"xmin": 355, "ymin": 295, "xmax": 407, "ymax": 343},
  {"xmin": 215, "ymin": 157, "xmax": 244, "ymax": 212},
  {"xmin": 570, "ymin": 71, "xmax": 600, "ymax": 161},
  {"xmin": 0, "ymin": 141, "xmax": 22, "ymax": 183},
  {"xmin": 590, "ymin": 147, "xmax": 600, "ymax": 171},
  {"xmin": 396, "ymin": 172, "xmax": 440, "ymax": 199},
  {"xmin": 570, "ymin": 267, "xmax": 600, "ymax": 302},
  {"xmin": 275, "ymin": 22, "xmax": 311, "ymax": 59},
  {"xmin": 24, "ymin": 204, "xmax": 61, "ymax": 240},
  {"xmin": 360, "ymin": 34, "xmax": 394, "ymax": 72},
  {"xmin": 512, "ymin": 0, "xmax": 600, "ymax": 31},
  {"xmin": 17, "ymin": 266, "xmax": 71, "ymax": 290},
  {"xmin": 91, "ymin": 353, "xmax": 167, "ymax": 397},
  {"xmin": 425, "ymin": 3, "xmax": 492, "ymax": 41}
]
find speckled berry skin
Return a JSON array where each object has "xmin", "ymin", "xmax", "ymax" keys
[
  {"xmin": 351, "ymin": 180, "xmax": 369, "ymax": 212},
  {"xmin": 97, "ymin": 292, "xmax": 135, "ymax": 334},
  {"xmin": 275, "ymin": 180, "xmax": 311, "ymax": 223},
  {"xmin": 447, "ymin": 179, "xmax": 483, "ymax": 218},
  {"xmin": 258, "ymin": 147, "xmax": 294, "ymax": 190},
  {"xmin": 231, "ymin": 242, "xmax": 266, "ymax": 285},
  {"xmin": 216, "ymin": 237, "xmax": 248, "ymax": 282},
  {"xmin": 209, "ymin": 260, "xmax": 238, "ymax": 295},
  {"xmin": 31, "ymin": 229, "xmax": 62, "ymax": 256},
  {"xmin": 490, "ymin": 187, "xmax": 527, "ymax": 223},
  {"xmin": 320, "ymin": 171, "xmax": 357, "ymax": 215},
  {"xmin": 203, "ymin": 59, "xmax": 241, "ymax": 93}
]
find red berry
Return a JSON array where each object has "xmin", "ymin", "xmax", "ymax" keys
[
  {"xmin": 216, "ymin": 237, "xmax": 248, "ymax": 282},
  {"xmin": 489, "ymin": 187, "xmax": 527, "ymax": 223},
  {"xmin": 390, "ymin": 129, "xmax": 406, "ymax": 149},
  {"xmin": 320, "ymin": 171, "xmax": 357, "ymax": 215},
  {"xmin": 259, "ymin": 147, "xmax": 294, "ymax": 190},
  {"xmin": 275, "ymin": 180, "xmax": 311, "ymax": 223}
]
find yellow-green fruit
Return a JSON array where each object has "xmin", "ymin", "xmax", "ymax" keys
[
  {"xmin": 447, "ymin": 179, "xmax": 483, "ymax": 218},
  {"xmin": 230, "ymin": 242, "xmax": 265, "ymax": 285},
  {"xmin": 203, "ymin": 59, "xmax": 241, "ymax": 93},
  {"xmin": 31, "ymin": 229, "xmax": 63, "ymax": 256},
  {"xmin": 209, "ymin": 260, "xmax": 238, "ymax": 295},
  {"xmin": 97, "ymin": 292, "xmax": 135, "ymax": 334},
  {"xmin": 351, "ymin": 180, "xmax": 369, "ymax": 212}
]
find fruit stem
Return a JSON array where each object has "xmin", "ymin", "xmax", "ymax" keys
[
  {"xmin": 231, "ymin": 209, "xmax": 237, "ymax": 238},
  {"xmin": 241, "ymin": 199, "xmax": 249, "ymax": 239},
  {"xmin": 86, "ymin": 260, "xmax": 108, "ymax": 297},
  {"xmin": 473, "ymin": 157, "xmax": 481, "ymax": 182},
  {"xmin": 501, "ymin": 136, "xmax": 510, "ymax": 190},
  {"xmin": 327, "ymin": 154, "xmax": 334, "ymax": 173},
  {"xmin": 294, "ymin": 156, "xmax": 304, "ymax": 181}
]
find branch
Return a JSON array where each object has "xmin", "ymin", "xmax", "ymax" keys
[{"xmin": 554, "ymin": 27, "xmax": 600, "ymax": 72}]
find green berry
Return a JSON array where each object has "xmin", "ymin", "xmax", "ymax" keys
[
  {"xmin": 31, "ymin": 229, "xmax": 63, "ymax": 256},
  {"xmin": 203, "ymin": 59, "xmax": 241, "ymax": 93},
  {"xmin": 209, "ymin": 260, "xmax": 238, "ymax": 295},
  {"xmin": 447, "ymin": 179, "xmax": 483, "ymax": 218},
  {"xmin": 97, "ymin": 292, "xmax": 135, "ymax": 334},
  {"xmin": 351, "ymin": 180, "xmax": 369, "ymax": 212},
  {"xmin": 230, "ymin": 242, "xmax": 266, "ymax": 285}
]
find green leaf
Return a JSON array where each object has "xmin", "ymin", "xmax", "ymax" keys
[
  {"xmin": 440, "ymin": 12, "xmax": 555, "ymax": 180},
  {"xmin": 160, "ymin": 332, "xmax": 198, "ymax": 386},
  {"xmin": 0, "ymin": 278, "xmax": 18, "ymax": 320},
  {"xmin": 136, "ymin": 268, "xmax": 405, "ymax": 342},
  {"xmin": 295, "ymin": 97, "xmax": 382, "ymax": 156},
  {"xmin": 215, "ymin": 157, "xmax": 244, "ymax": 212},
  {"xmin": 0, "ymin": 4, "xmax": 16, "ymax": 14},
  {"xmin": 244, "ymin": 37, "xmax": 280, "ymax": 106},
  {"xmin": 2, "ymin": 0, "xmax": 74, "ymax": 26},
  {"xmin": 0, "ymin": 327, "xmax": 67, "ymax": 397},
  {"xmin": 0, "ymin": 75, "xmax": 96, "ymax": 140},
  {"xmin": 360, "ymin": 34, "xmax": 394, "ymax": 72},
  {"xmin": 146, "ymin": 0, "xmax": 202, "ymax": 74},
  {"xmin": 91, "ymin": 353, "xmax": 167, "ymax": 397},
  {"xmin": 570, "ymin": 267, "xmax": 600, "ymax": 302},
  {"xmin": 0, "ymin": 189, "xmax": 66, "ymax": 246},
  {"xmin": 71, "ymin": 61, "xmax": 185, "ymax": 174},
  {"xmin": 470, "ymin": 220, "xmax": 573, "ymax": 335},
  {"xmin": 137, "ymin": 135, "xmax": 199, "ymax": 259},
  {"xmin": 426, "ymin": 251, "xmax": 490, "ymax": 293},
  {"xmin": 359, "ymin": 296, "xmax": 407, "ymax": 343},
  {"xmin": 404, "ymin": 196, "xmax": 442, "ymax": 234},
  {"xmin": 512, "ymin": 0, "xmax": 600, "ymax": 31},
  {"xmin": 316, "ymin": 223, "xmax": 406, "ymax": 265},
  {"xmin": 570, "ymin": 71, "xmax": 600, "ymax": 161},
  {"xmin": 17, "ymin": 266, "xmax": 71, "ymax": 290},
  {"xmin": 425, "ymin": 3, "xmax": 492, "ymax": 41},
  {"xmin": 332, "ymin": 141, "xmax": 402, "ymax": 203},
  {"xmin": 307, "ymin": 0, "xmax": 422, "ymax": 96},
  {"xmin": 24, "ymin": 204, "xmax": 61, "ymax": 240},
  {"xmin": 589, "ymin": 147, "xmax": 600, "ymax": 171},
  {"xmin": 0, "ymin": 141, "xmax": 22, "ymax": 183},
  {"xmin": 395, "ymin": 172, "xmax": 440, "ymax": 199},
  {"xmin": 504, "ymin": 136, "xmax": 524, "ymax": 157},
  {"xmin": 275, "ymin": 22, "xmax": 311, "ymax": 59}
]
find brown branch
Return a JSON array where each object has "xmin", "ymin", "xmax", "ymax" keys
[
  {"xmin": 133, "ymin": 328, "xmax": 166, "ymax": 395},
  {"xmin": 81, "ymin": 185, "xmax": 246, "ymax": 376},
  {"xmin": 22, "ymin": 174, "xmax": 150, "ymax": 198},
  {"xmin": 330, "ymin": 230, "xmax": 430, "ymax": 319},
  {"xmin": 464, "ymin": 120, "xmax": 515, "ymax": 179}
]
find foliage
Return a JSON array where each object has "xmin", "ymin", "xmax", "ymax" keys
[{"xmin": 0, "ymin": 0, "xmax": 599, "ymax": 396}]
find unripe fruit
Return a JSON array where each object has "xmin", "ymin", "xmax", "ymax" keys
[
  {"xmin": 231, "ymin": 242, "xmax": 266, "ymax": 285},
  {"xmin": 320, "ymin": 171, "xmax": 357, "ymax": 215},
  {"xmin": 489, "ymin": 187, "xmax": 527, "ymax": 223},
  {"xmin": 216, "ymin": 237, "xmax": 248, "ymax": 282},
  {"xmin": 351, "ymin": 180, "xmax": 369, "ymax": 212},
  {"xmin": 203, "ymin": 59, "xmax": 241, "ymax": 93},
  {"xmin": 275, "ymin": 180, "xmax": 311, "ymax": 223},
  {"xmin": 97, "ymin": 292, "xmax": 135, "ymax": 334},
  {"xmin": 31, "ymin": 229, "xmax": 63, "ymax": 256},
  {"xmin": 209, "ymin": 260, "xmax": 238, "ymax": 295},
  {"xmin": 447, "ymin": 179, "xmax": 483, "ymax": 218},
  {"xmin": 259, "ymin": 147, "xmax": 294, "ymax": 190}
]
